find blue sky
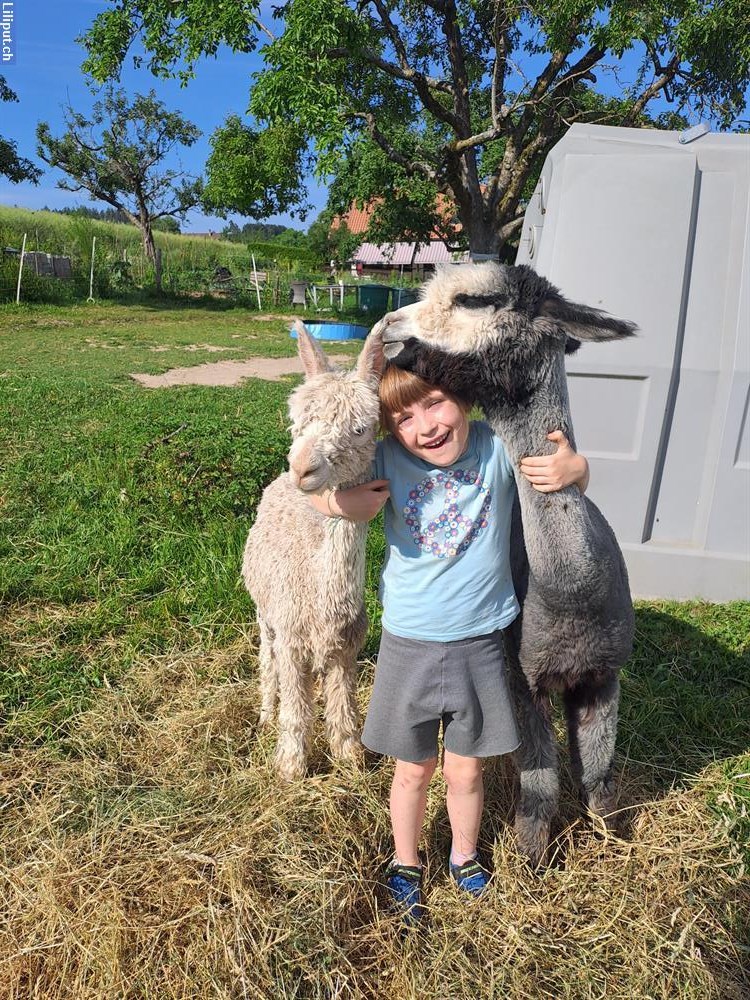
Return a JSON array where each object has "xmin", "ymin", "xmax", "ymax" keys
[{"xmin": 0, "ymin": 0, "xmax": 328, "ymax": 233}]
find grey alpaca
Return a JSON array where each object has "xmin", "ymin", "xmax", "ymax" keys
[
  {"xmin": 377, "ymin": 262, "xmax": 636, "ymax": 867},
  {"xmin": 242, "ymin": 322, "xmax": 383, "ymax": 780}
]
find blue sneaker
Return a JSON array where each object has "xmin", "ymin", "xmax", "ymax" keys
[
  {"xmin": 449, "ymin": 857, "xmax": 491, "ymax": 897},
  {"xmin": 382, "ymin": 861, "xmax": 425, "ymax": 926}
]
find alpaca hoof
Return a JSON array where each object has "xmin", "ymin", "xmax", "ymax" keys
[
  {"xmin": 514, "ymin": 814, "xmax": 551, "ymax": 871},
  {"xmin": 586, "ymin": 799, "xmax": 620, "ymax": 837},
  {"xmin": 258, "ymin": 708, "xmax": 274, "ymax": 727},
  {"xmin": 331, "ymin": 734, "xmax": 362, "ymax": 764},
  {"xmin": 274, "ymin": 748, "xmax": 307, "ymax": 781},
  {"xmin": 586, "ymin": 786, "xmax": 619, "ymax": 829}
]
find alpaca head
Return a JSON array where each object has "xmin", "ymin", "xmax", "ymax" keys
[
  {"xmin": 287, "ymin": 321, "xmax": 383, "ymax": 492},
  {"xmin": 377, "ymin": 263, "xmax": 636, "ymax": 409}
]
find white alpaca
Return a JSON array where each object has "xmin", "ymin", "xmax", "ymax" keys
[{"xmin": 242, "ymin": 322, "xmax": 383, "ymax": 780}]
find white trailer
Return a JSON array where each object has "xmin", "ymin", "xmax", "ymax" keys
[{"xmin": 516, "ymin": 123, "xmax": 749, "ymax": 601}]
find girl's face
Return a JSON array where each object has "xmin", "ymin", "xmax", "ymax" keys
[{"xmin": 390, "ymin": 389, "xmax": 470, "ymax": 467}]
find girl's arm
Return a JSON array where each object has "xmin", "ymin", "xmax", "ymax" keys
[
  {"xmin": 307, "ymin": 479, "xmax": 390, "ymax": 521},
  {"xmin": 519, "ymin": 431, "xmax": 590, "ymax": 494}
]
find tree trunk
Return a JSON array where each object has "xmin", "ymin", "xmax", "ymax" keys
[
  {"xmin": 461, "ymin": 207, "xmax": 503, "ymax": 258},
  {"xmin": 140, "ymin": 222, "xmax": 160, "ymax": 291}
]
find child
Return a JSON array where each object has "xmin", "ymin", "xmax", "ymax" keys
[{"xmin": 309, "ymin": 365, "xmax": 589, "ymax": 924}]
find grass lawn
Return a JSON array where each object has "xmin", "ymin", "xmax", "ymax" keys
[{"xmin": 0, "ymin": 300, "xmax": 747, "ymax": 999}]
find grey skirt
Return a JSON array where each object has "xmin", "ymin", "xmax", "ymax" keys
[{"xmin": 362, "ymin": 627, "xmax": 520, "ymax": 763}]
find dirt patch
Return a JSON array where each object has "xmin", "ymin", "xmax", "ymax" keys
[
  {"xmin": 131, "ymin": 355, "xmax": 352, "ymax": 387},
  {"xmin": 147, "ymin": 344, "xmax": 235, "ymax": 354}
]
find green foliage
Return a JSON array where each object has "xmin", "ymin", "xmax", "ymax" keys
[
  {"xmin": 80, "ymin": 0, "xmax": 750, "ymax": 255},
  {"xmin": 245, "ymin": 240, "xmax": 318, "ymax": 267},
  {"xmin": 80, "ymin": 0, "xmax": 268, "ymax": 84},
  {"xmin": 202, "ymin": 114, "xmax": 309, "ymax": 219},
  {"xmin": 222, "ymin": 220, "xmax": 293, "ymax": 243},
  {"xmin": 306, "ymin": 209, "xmax": 361, "ymax": 266},
  {"xmin": 54, "ymin": 204, "xmax": 132, "ymax": 224},
  {"xmin": 152, "ymin": 215, "xmax": 181, "ymax": 233},
  {"xmin": 0, "ymin": 74, "xmax": 42, "ymax": 184}
]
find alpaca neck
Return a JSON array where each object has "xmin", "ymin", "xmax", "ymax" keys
[
  {"xmin": 481, "ymin": 356, "xmax": 576, "ymax": 454},
  {"xmin": 318, "ymin": 515, "xmax": 367, "ymax": 618},
  {"xmin": 481, "ymin": 364, "xmax": 597, "ymax": 592},
  {"xmin": 317, "ymin": 471, "xmax": 370, "ymax": 614}
]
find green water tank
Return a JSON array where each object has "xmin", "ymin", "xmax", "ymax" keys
[{"xmin": 359, "ymin": 285, "xmax": 391, "ymax": 312}]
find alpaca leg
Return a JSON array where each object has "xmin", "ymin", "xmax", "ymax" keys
[
  {"xmin": 319, "ymin": 647, "xmax": 361, "ymax": 763},
  {"xmin": 512, "ymin": 687, "xmax": 560, "ymax": 869},
  {"xmin": 563, "ymin": 672, "xmax": 620, "ymax": 826},
  {"xmin": 274, "ymin": 646, "xmax": 314, "ymax": 781},
  {"xmin": 257, "ymin": 616, "xmax": 277, "ymax": 727},
  {"xmin": 503, "ymin": 622, "xmax": 559, "ymax": 869}
]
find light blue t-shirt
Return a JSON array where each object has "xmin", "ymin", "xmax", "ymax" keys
[{"xmin": 373, "ymin": 420, "xmax": 519, "ymax": 641}]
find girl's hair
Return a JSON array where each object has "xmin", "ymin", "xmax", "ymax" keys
[{"xmin": 379, "ymin": 364, "xmax": 471, "ymax": 434}]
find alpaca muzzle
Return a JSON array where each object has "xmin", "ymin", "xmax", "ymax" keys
[
  {"xmin": 288, "ymin": 438, "xmax": 330, "ymax": 492},
  {"xmin": 376, "ymin": 304, "xmax": 423, "ymax": 360}
]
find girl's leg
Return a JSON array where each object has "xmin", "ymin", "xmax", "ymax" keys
[
  {"xmin": 390, "ymin": 757, "xmax": 437, "ymax": 865},
  {"xmin": 442, "ymin": 751, "xmax": 484, "ymax": 864}
]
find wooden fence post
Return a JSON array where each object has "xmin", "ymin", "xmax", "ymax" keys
[{"xmin": 15, "ymin": 233, "xmax": 27, "ymax": 304}]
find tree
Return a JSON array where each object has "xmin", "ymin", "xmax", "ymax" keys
[
  {"xmin": 1, "ymin": 76, "xmax": 42, "ymax": 183},
  {"xmin": 37, "ymin": 87, "xmax": 202, "ymax": 287},
  {"xmin": 221, "ymin": 220, "xmax": 300, "ymax": 243},
  {"xmin": 307, "ymin": 209, "xmax": 361, "ymax": 266},
  {"xmin": 152, "ymin": 215, "xmax": 181, "ymax": 233},
  {"xmin": 81, "ymin": 1, "xmax": 750, "ymax": 256}
]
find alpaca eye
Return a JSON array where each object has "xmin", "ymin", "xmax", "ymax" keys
[
  {"xmin": 454, "ymin": 293, "xmax": 503, "ymax": 309},
  {"xmin": 353, "ymin": 426, "xmax": 366, "ymax": 436}
]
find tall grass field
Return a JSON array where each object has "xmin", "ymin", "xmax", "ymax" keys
[
  {"xmin": 0, "ymin": 299, "xmax": 748, "ymax": 998},
  {"xmin": 0, "ymin": 207, "xmax": 313, "ymax": 305}
]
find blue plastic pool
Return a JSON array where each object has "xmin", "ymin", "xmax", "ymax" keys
[{"xmin": 290, "ymin": 321, "xmax": 369, "ymax": 341}]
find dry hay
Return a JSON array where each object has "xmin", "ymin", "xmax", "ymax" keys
[{"xmin": 0, "ymin": 645, "xmax": 747, "ymax": 1000}]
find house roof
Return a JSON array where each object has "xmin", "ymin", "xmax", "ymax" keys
[
  {"xmin": 332, "ymin": 194, "xmax": 460, "ymax": 237},
  {"xmin": 354, "ymin": 242, "xmax": 416, "ymax": 265},
  {"xmin": 352, "ymin": 240, "xmax": 468, "ymax": 266},
  {"xmin": 413, "ymin": 242, "xmax": 463, "ymax": 264}
]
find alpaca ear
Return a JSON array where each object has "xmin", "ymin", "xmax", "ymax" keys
[
  {"xmin": 295, "ymin": 321, "xmax": 333, "ymax": 377},
  {"xmin": 538, "ymin": 295, "xmax": 638, "ymax": 342},
  {"xmin": 356, "ymin": 326, "xmax": 385, "ymax": 383}
]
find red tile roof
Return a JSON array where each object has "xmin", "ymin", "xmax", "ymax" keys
[{"xmin": 332, "ymin": 195, "xmax": 460, "ymax": 237}]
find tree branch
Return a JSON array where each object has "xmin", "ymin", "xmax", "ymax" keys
[
  {"xmin": 620, "ymin": 55, "xmax": 680, "ymax": 126},
  {"xmin": 349, "ymin": 112, "xmax": 438, "ymax": 182},
  {"xmin": 327, "ymin": 45, "xmax": 461, "ymax": 130},
  {"xmin": 438, "ymin": 0, "xmax": 472, "ymax": 132},
  {"xmin": 491, "ymin": 2, "xmax": 513, "ymax": 127},
  {"xmin": 499, "ymin": 213, "xmax": 525, "ymax": 241},
  {"xmin": 326, "ymin": 45, "xmax": 452, "ymax": 95}
]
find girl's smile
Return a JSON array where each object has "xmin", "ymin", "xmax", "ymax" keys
[{"xmin": 391, "ymin": 391, "xmax": 470, "ymax": 467}]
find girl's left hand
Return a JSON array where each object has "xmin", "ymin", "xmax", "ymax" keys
[{"xmin": 519, "ymin": 431, "xmax": 589, "ymax": 493}]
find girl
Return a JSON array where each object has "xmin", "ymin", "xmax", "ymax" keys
[{"xmin": 310, "ymin": 364, "xmax": 588, "ymax": 924}]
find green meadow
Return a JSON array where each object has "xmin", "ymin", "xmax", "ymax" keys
[{"xmin": 0, "ymin": 300, "xmax": 747, "ymax": 999}]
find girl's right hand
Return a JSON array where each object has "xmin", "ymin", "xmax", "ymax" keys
[{"xmin": 309, "ymin": 479, "xmax": 390, "ymax": 521}]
